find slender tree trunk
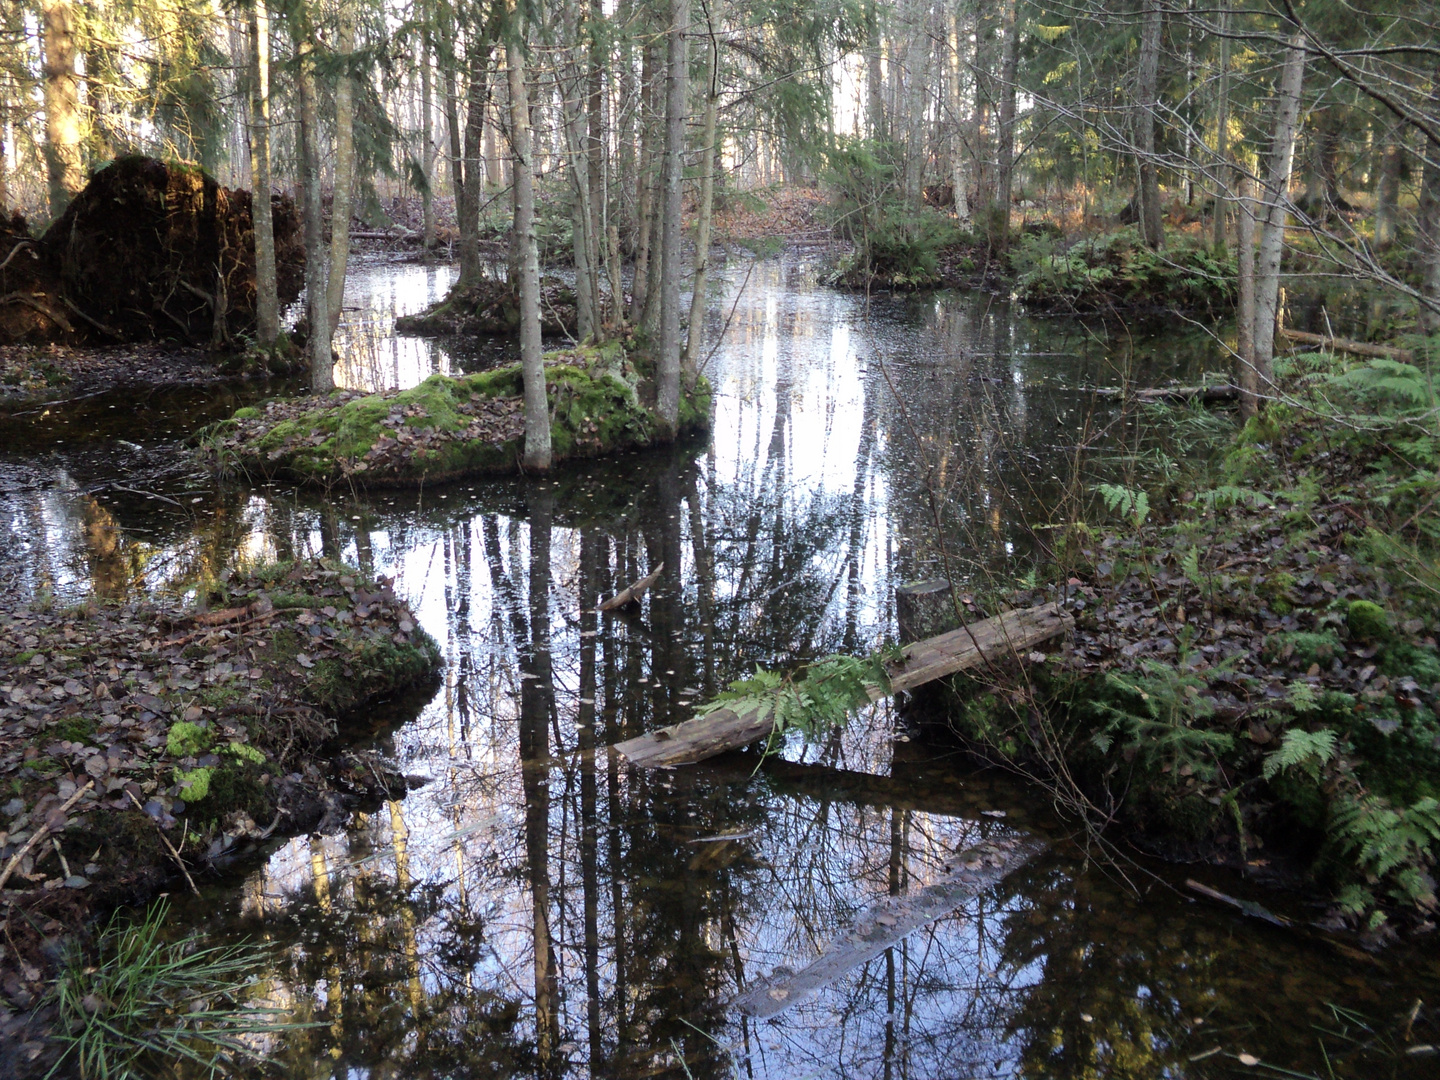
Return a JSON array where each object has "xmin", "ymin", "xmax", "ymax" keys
[
  {"xmin": 443, "ymin": 37, "xmax": 466, "ymax": 242},
  {"xmin": 561, "ymin": 0, "xmax": 595, "ymax": 341},
  {"xmin": 1136, "ymin": 2, "xmax": 1165, "ymax": 249},
  {"xmin": 247, "ymin": 0, "xmax": 279, "ymax": 347},
  {"xmin": 630, "ymin": 35, "xmax": 658, "ymax": 324},
  {"xmin": 420, "ymin": 2, "xmax": 436, "ymax": 248},
  {"xmin": 1374, "ymin": 139, "xmax": 1402, "ymax": 251},
  {"xmin": 458, "ymin": 54, "xmax": 487, "ymax": 286},
  {"xmin": 866, "ymin": 0, "xmax": 886, "ymax": 140},
  {"xmin": 684, "ymin": 28, "xmax": 719, "ymax": 379},
  {"xmin": 508, "ymin": 28, "xmax": 550, "ymax": 470},
  {"xmin": 1236, "ymin": 176, "xmax": 1258, "ymax": 417},
  {"xmin": 40, "ymin": 1, "xmax": 82, "ymax": 217},
  {"xmin": 327, "ymin": 1, "xmax": 356, "ymax": 338},
  {"xmin": 656, "ymin": 0, "xmax": 688, "ymax": 433},
  {"xmin": 1252, "ymin": 32, "xmax": 1306, "ymax": 395},
  {"xmin": 902, "ymin": 0, "xmax": 929, "ymax": 207},
  {"xmin": 1418, "ymin": 65, "xmax": 1440, "ymax": 334},
  {"xmin": 586, "ymin": 18, "xmax": 605, "ymax": 331},
  {"xmin": 1210, "ymin": 0, "xmax": 1230, "ymax": 251},
  {"xmin": 297, "ymin": 31, "xmax": 332, "ymax": 392},
  {"xmin": 948, "ymin": 5, "xmax": 970, "ymax": 222},
  {"xmin": 992, "ymin": 0, "xmax": 1020, "ymax": 247}
]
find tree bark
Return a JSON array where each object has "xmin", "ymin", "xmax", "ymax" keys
[
  {"xmin": 866, "ymin": 0, "xmax": 886, "ymax": 140},
  {"xmin": 656, "ymin": 0, "xmax": 688, "ymax": 434},
  {"xmin": 297, "ymin": 30, "xmax": 333, "ymax": 392},
  {"xmin": 1236, "ymin": 175, "xmax": 1257, "ymax": 418},
  {"xmin": 561, "ymin": 0, "xmax": 596, "ymax": 341},
  {"xmin": 457, "ymin": 52, "xmax": 488, "ymax": 286},
  {"xmin": 40, "ymin": 1, "xmax": 83, "ymax": 217},
  {"xmin": 327, "ymin": 0, "xmax": 356, "ymax": 338},
  {"xmin": 1374, "ymin": 139, "xmax": 1402, "ymax": 251},
  {"xmin": 247, "ymin": 0, "xmax": 279, "ymax": 347},
  {"xmin": 684, "ymin": 24, "xmax": 719, "ymax": 379},
  {"xmin": 420, "ymin": 1, "xmax": 436, "ymax": 248},
  {"xmin": 1136, "ymin": 2, "xmax": 1165, "ymax": 250},
  {"xmin": 948, "ymin": 5, "xmax": 971, "ymax": 222},
  {"xmin": 902, "ymin": 0, "xmax": 930, "ymax": 208},
  {"xmin": 507, "ymin": 26, "xmax": 550, "ymax": 470},
  {"xmin": 1210, "ymin": 0, "xmax": 1230, "ymax": 252},
  {"xmin": 1252, "ymin": 32, "xmax": 1306, "ymax": 396},
  {"xmin": 992, "ymin": 0, "xmax": 1020, "ymax": 248},
  {"xmin": 629, "ymin": 34, "xmax": 659, "ymax": 324},
  {"xmin": 1418, "ymin": 65, "xmax": 1440, "ymax": 334}
]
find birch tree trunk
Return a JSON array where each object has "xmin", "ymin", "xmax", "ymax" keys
[
  {"xmin": 297, "ymin": 31, "xmax": 333, "ymax": 393},
  {"xmin": 1236, "ymin": 176, "xmax": 1258, "ymax": 417},
  {"xmin": 656, "ymin": 0, "xmax": 689, "ymax": 434},
  {"xmin": 327, "ymin": 1, "xmax": 356, "ymax": 338},
  {"xmin": 992, "ymin": 0, "xmax": 1020, "ymax": 248},
  {"xmin": 684, "ymin": 27, "xmax": 719, "ymax": 378},
  {"xmin": 1252, "ymin": 33, "xmax": 1306, "ymax": 394},
  {"xmin": 40, "ymin": 1, "xmax": 82, "ymax": 217},
  {"xmin": 1136, "ymin": 2, "xmax": 1165, "ymax": 250},
  {"xmin": 247, "ymin": 0, "xmax": 279, "ymax": 347},
  {"xmin": 507, "ymin": 26, "xmax": 550, "ymax": 470}
]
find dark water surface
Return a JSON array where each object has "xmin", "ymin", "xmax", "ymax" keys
[{"xmin": 2, "ymin": 255, "xmax": 1437, "ymax": 1078}]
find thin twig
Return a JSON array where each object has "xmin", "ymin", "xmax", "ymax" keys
[
  {"xmin": 0, "ymin": 781, "xmax": 95, "ymax": 894},
  {"xmin": 125, "ymin": 789, "xmax": 201, "ymax": 897}
]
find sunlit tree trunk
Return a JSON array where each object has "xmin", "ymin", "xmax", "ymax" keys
[
  {"xmin": 1136, "ymin": 1, "xmax": 1165, "ymax": 249},
  {"xmin": 992, "ymin": 0, "xmax": 1020, "ymax": 247},
  {"xmin": 948, "ymin": 5, "xmax": 970, "ymax": 222},
  {"xmin": 297, "ymin": 29, "xmax": 333, "ymax": 392},
  {"xmin": 247, "ymin": 0, "xmax": 279, "ymax": 346},
  {"xmin": 508, "ymin": 19, "xmax": 550, "ymax": 470},
  {"xmin": 1252, "ymin": 33, "xmax": 1305, "ymax": 396},
  {"xmin": 327, "ymin": 0, "xmax": 356, "ymax": 337},
  {"xmin": 684, "ymin": 21, "xmax": 719, "ymax": 379},
  {"xmin": 1210, "ymin": 0, "xmax": 1230, "ymax": 252},
  {"xmin": 40, "ymin": 0, "xmax": 83, "ymax": 216},
  {"xmin": 656, "ymin": 0, "xmax": 688, "ymax": 434}
]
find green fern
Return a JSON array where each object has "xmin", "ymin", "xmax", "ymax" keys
[
  {"xmin": 1328, "ymin": 358, "xmax": 1433, "ymax": 412},
  {"xmin": 1262, "ymin": 728, "xmax": 1337, "ymax": 780},
  {"xmin": 1096, "ymin": 483, "xmax": 1151, "ymax": 527},
  {"xmin": 695, "ymin": 651, "xmax": 896, "ymax": 746},
  {"xmin": 1329, "ymin": 794, "xmax": 1440, "ymax": 907},
  {"xmin": 1193, "ymin": 485, "xmax": 1272, "ymax": 510}
]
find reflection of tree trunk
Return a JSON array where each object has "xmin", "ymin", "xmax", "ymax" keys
[
  {"xmin": 684, "ymin": 469, "xmax": 716, "ymax": 696},
  {"xmin": 320, "ymin": 504, "xmax": 341, "ymax": 560},
  {"xmin": 388, "ymin": 800, "xmax": 426, "ymax": 1022},
  {"xmin": 578, "ymin": 530, "xmax": 603, "ymax": 1065},
  {"xmin": 844, "ymin": 374, "xmax": 878, "ymax": 654},
  {"xmin": 520, "ymin": 489, "xmax": 558, "ymax": 1070}
]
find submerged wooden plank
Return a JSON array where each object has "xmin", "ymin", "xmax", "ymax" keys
[
  {"xmin": 730, "ymin": 836, "xmax": 1045, "ymax": 1019},
  {"xmin": 611, "ymin": 602, "xmax": 1070, "ymax": 769}
]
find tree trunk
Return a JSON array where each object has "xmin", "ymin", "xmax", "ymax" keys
[
  {"xmin": 1210, "ymin": 0, "xmax": 1230, "ymax": 252},
  {"xmin": 866, "ymin": 0, "xmax": 886, "ymax": 140},
  {"xmin": 297, "ymin": 31, "xmax": 332, "ymax": 392},
  {"xmin": 420, "ymin": 2, "xmax": 436, "ymax": 248},
  {"xmin": 902, "ymin": 0, "xmax": 929, "ymax": 208},
  {"xmin": 992, "ymin": 0, "xmax": 1020, "ymax": 248},
  {"xmin": 1252, "ymin": 33, "xmax": 1306, "ymax": 396},
  {"xmin": 1236, "ymin": 176, "xmax": 1258, "ymax": 417},
  {"xmin": 948, "ymin": 6, "xmax": 970, "ymax": 222},
  {"xmin": 1374, "ymin": 139, "xmax": 1402, "ymax": 251},
  {"xmin": 1136, "ymin": 2, "xmax": 1165, "ymax": 250},
  {"xmin": 327, "ymin": 1, "xmax": 356, "ymax": 338},
  {"xmin": 443, "ymin": 35, "xmax": 466, "ymax": 243},
  {"xmin": 40, "ymin": 1, "xmax": 83, "ymax": 217},
  {"xmin": 656, "ymin": 0, "xmax": 688, "ymax": 434},
  {"xmin": 629, "ymin": 34, "xmax": 659, "ymax": 324},
  {"xmin": 458, "ymin": 54, "xmax": 487, "ymax": 286},
  {"xmin": 1417, "ymin": 65, "xmax": 1440, "ymax": 334},
  {"xmin": 247, "ymin": 0, "xmax": 279, "ymax": 347},
  {"xmin": 561, "ymin": 0, "xmax": 595, "ymax": 341},
  {"xmin": 684, "ymin": 28, "xmax": 719, "ymax": 379},
  {"xmin": 508, "ymin": 30, "xmax": 550, "ymax": 470},
  {"xmin": 586, "ymin": 20, "xmax": 605, "ymax": 331}
]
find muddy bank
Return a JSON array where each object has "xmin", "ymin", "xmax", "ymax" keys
[
  {"xmin": 207, "ymin": 340, "xmax": 713, "ymax": 486},
  {"xmin": 0, "ymin": 156, "xmax": 303, "ymax": 348},
  {"xmin": 0, "ymin": 559, "xmax": 440, "ymax": 1010}
]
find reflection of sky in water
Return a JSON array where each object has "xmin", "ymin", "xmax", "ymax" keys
[{"xmin": 6, "ymin": 256, "xmax": 1437, "ymax": 1077}]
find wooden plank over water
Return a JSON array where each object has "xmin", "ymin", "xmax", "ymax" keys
[
  {"xmin": 730, "ymin": 836, "xmax": 1045, "ymax": 1019},
  {"xmin": 611, "ymin": 602, "xmax": 1070, "ymax": 769}
]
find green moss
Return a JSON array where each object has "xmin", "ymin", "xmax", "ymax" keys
[
  {"xmin": 11, "ymin": 648, "xmax": 36, "ymax": 665},
  {"xmin": 173, "ymin": 766, "xmax": 213, "ymax": 801},
  {"xmin": 166, "ymin": 721, "xmax": 212, "ymax": 758},
  {"xmin": 1348, "ymin": 599, "xmax": 1391, "ymax": 641},
  {"xmin": 304, "ymin": 625, "xmax": 442, "ymax": 715},
  {"xmin": 51, "ymin": 716, "xmax": 96, "ymax": 744},
  {"xmin": 231, "ymin": 406, "xmax": 260, "ymax": 420},
  {"xmin": 1267, "ymin": 630, "xmax": 1342, "ymax": 667}
]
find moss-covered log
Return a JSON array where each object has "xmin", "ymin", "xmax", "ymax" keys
[
  {"xmin": 394, "ymin": 275, "xmax": 577, "ymax": 338},
  {"xmin": 208, "ymin": 340, "xmax": 712, "ymax": 486}
]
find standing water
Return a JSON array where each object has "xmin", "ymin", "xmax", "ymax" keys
[{"xmin": 2, "ymin": 254, "xmax": 1436, "ymax": 1077}]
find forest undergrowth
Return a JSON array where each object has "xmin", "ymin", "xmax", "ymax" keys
[{"xmin": 938, "ymin": 340, "xmax": 1440, "ymax": 938}]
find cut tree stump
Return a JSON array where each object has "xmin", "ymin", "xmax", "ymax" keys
[
  {"xmin": 598, "ymin": 563, "xmax": 664, "ymax": 612},
  {"xmin": 730, "ymin": 835, "xmax": 1045, "ymax": 1019},
  {"xmin": 611, "ymin": 601, "xmax": 1071, "ymax": 768},
  {"xmin": 896, "ymin": 578, "xmax": 955, "ymax": 641}
]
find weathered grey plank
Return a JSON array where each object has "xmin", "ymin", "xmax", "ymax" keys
[
  {"xmin": 611, "ymin": 602, "xmax": 1070, "ymax": 768},
  {"xmin": 730, "ymin": 836, "xmax": 1045, "ymax": 1019}
]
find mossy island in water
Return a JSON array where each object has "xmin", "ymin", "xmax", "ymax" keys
[
  {"xmin": 393, "ymin": 275, "xmax": 578, "ymax": 338},
  {"xmin": 206, "ymin": 339, "xmax": 712, "ymax": 486}
]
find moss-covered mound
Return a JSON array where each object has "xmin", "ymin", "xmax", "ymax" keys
[
  {"xmin": 0, "ymin": 559, "xmax": 440, "ymax": 1006},
  {"xmin": 208, "ymin": 340, "xmax": 713, "ymax": 486},
  {"xmin": 394, "ymin": 276, "xmax": 577, "ymax": 337}
]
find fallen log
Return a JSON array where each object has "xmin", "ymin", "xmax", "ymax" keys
[
  {"xmin": 1095, "ymin": 384, "xmax": 1238, "ymax": 403},
  {"xmin": 612, "ymin": 602, "xmax": 1071, "ymax": 768},
  {"xmin": 731, "ymin": 836, "xmax": 1045, "ymax": 1019},
  {"xmin": 1278, "ymin": 328, "xmax": 1413, "ymax": 363},
  {"xmin": 598, "ymin": 562, "xmax": 664, "ymax": 612}
]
